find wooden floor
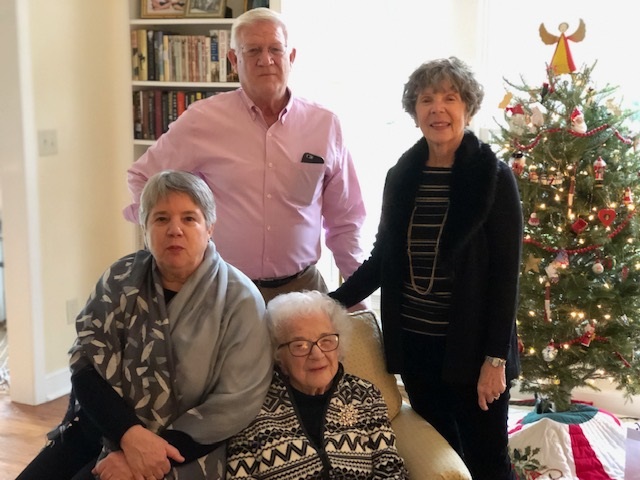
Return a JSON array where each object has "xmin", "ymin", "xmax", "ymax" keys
[{"xmin": 0, "ymin": 391, "xmax": 68, "ymax": 480}]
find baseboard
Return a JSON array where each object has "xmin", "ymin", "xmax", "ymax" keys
[{"xmin": 44, "ymin": 367, "xmax": 71, "ymax": 403}]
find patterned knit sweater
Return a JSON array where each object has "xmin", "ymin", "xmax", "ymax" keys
[{"xmin": 226, "ymin": 366, "xmax": 408, "ymax": 479}]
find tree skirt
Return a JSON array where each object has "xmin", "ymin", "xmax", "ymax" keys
[{"xmin": 509, "ymin": 404, "xmax": 626, "ymax": 479}]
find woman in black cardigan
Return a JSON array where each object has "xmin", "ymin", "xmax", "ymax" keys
[{"xmin": 330, "ymin": 57, "xmax": 522, "ymax": 480}]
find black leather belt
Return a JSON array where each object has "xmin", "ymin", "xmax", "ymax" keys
[{"xmin": 252, "ymin": 266, "xmax": 310, "ymax": 288}]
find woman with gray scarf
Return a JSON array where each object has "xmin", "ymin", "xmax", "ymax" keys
[{"xmin": 17, "ymin": 170, "xmax": 272, "ymax": 480}]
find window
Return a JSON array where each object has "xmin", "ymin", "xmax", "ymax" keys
[{"xmin": 281, "ymin": 0, "xmax": 640, "ymax": 286}]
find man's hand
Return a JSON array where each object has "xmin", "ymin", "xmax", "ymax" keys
[
  {"xmin": 120, "ymin": 425, "xmax": 185, "ymax": 479},
  {"xmin": 477, "ymin": 360, "xmax": 507, "ymax": 411}
]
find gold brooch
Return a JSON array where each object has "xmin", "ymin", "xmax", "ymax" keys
[{"xmin": 339, "ymin": 404, "xmax": 358, "ymax": 426}]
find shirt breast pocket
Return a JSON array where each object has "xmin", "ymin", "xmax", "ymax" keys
[{"xmin": 289, "ymin": 162, "xmax": 324, "ymax": 206}]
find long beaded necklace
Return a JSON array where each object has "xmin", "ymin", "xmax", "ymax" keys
[{"xmin": 406, "ymin": 204, "xmax": 449, "ymax": 295}]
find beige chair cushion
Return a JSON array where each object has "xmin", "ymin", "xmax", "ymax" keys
[
  {"xmin": 393, "ymin": 404, "xmax": 472, "ymax": 479},
  {"xmin": 341, "ymin": 310, "xmax": 403, "ymax": 420}
]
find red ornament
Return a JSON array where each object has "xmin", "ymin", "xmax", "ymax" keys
[
  {"xmin": 571, "ymin": 218, "xmax": 588, "ymax": 234},
  {"xmin": 621, "ymin": 265, "xmax": 629, "ymax": 282},
  {"xmin": 593, "ymin": 157, "xmax": 606, "ymax": 186},
  {"xmin": 580, "ymin": 324, "xmax": 595, "ymax": 347},
  {"xmin": 598, "ymin": 209, "xmax": 616, "ymax": 227},
  {"xmin": 511, "ymin": 151, "xmax": 526, "ymax": 176}
]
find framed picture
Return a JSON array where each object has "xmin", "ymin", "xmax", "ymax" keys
[
  {"xmin": 186, "ymin": 0, "xmax": 226, "ymax": 18},
  {"xmin": 141, "ymin": 0, "xmax": 186, "ymax": 18},
  {"xmin": 244, "ymin": 0, "xmax": 269, "ymax": 11}
]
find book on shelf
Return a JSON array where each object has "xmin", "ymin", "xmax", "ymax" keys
[
  {"xmin": 218, "ymin": 29, "xmax": 229, "ymax": 84},
  {"xmin": 162, "ymin": 33, "xmax": 170, "ymax": 82},
  {"xmin": 137, "ymin": 29, "xmax": 148, "ymax": 81},
  {"xmin": 132, "ymin": 28, "xmax": 239, "ymax": 84},
  {"xmin": 133, "ymin": 90, "xmax": 219, "ymax": 141},
  {"xmin": 146, "ymin": 30, "xmax": 155, "ymax": 81},
  {"xmin": 133, "ymin": 91, "xmax": 142, "ymax": 139},
  {"xmin": 154, "ymin": 91, "xmax": 163, "ymax": 140},
  {"xmin": 131, "ymin": 30, "xmax": 140, "ymax": 81},
  {"xmin": 154, "ymin": 31, "xmax": 164, "ymax": 82},
  {"xmin": 209, "ymin": 30, "xmax": 220, "ymax": 82}
]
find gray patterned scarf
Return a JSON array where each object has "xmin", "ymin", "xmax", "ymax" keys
[{"xmin": 68, "ymin": 241, "xmax": 269, "ymax": 479}]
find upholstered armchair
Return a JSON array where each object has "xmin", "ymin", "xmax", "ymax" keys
[{"xmin": 342, "ymin": 310, "xmax": 472, "ymax": 480}]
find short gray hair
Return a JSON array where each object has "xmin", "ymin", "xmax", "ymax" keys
[
  {"xmin": 402, "ymin": 56, "xmax": 484, "ymax": 121},
  {"xmin": 230, "ymin": 7, "xmax": 289, "ymax": 51},
  {"xmin": 139, "ymin": 170, "xmax": 216, "ymax": 229},
  {"xmin": 267, "ymin": 290, "xmax": 350, "ymax": 363}
]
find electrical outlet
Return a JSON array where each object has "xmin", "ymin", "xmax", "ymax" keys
[
  {"xmin": 66, "ymin": 298, "xmax": 79, "ymax": 325},
  {"xmin": 38, "ymin": 129, "xmax": 58, "ymax": 156}
]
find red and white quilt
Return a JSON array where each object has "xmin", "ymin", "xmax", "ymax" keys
[{"xmin": 508, "ymin": 404, "xmax": 626, "ymax": 479}]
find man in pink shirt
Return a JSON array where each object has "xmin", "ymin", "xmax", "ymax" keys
[{"xmin": 124, "ymin": 7, "xmax": 366, "ymax": 303}]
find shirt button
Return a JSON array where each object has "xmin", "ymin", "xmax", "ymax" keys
[
  {"xmin": 267, "ymin": 194, "xmax": 272, "ymax": 199},
  {"xmin": 266, "ymin": 225, "xmax": 271, "ymax": 231}
]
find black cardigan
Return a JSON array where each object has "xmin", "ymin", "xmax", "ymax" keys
[{"xmin": 331, "ymin": 131, "xmax": 522, "ymax": 385}]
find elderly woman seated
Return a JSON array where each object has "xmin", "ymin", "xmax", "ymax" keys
[
  {"xmin": 17, "ymin": 170, "xmax": 273, "ymax": 480},
  {"xmin": 226, "ymin": 290, "xmax": 408, "ymax": 479}
]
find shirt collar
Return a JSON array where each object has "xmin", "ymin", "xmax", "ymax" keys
[{"xmin": 238, "ymin": 87, "xmax": 293, "ymax": 124}]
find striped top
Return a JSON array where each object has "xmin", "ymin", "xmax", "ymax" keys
[{"xmin": 401, "ymin": 167, "xmax": 453, "ymax": 336}]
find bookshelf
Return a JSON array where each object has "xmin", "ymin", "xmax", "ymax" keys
[
  {"xmin": 129, "ymin": 4, "xmax": 241, "ymax": 151},
  {"xmin": 128, "ymin": 1, "xmax": 280, "ymax": 152}
]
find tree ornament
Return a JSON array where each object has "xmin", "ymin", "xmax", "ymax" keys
[
  {"xmin": 593, "ymin": 156, "xmax": 606, "ymax": 187},
  {"xmin": 498, "ymin": 92, "xmax": 513, "ymax": 109},
  {"xmin": 571, "ymin": 218, "xmax": 587, "ymax": 234},
  {"xmin": 605, "ymin": 98, "xmax": 622, "ymax": 116},
  {"xmin": 540, "ymin": 81, "xmax": 553, "ymax": 100},
  {"xmin": 545, "ymin": 263, "xmax": 559, "ymax": 283},
  {"xmin": 510, "ymin": 151, "xmax": 526, "ymax": 176},
  {"xmin": 528, "ymin": 166, "xmax": 539, "ymax": 183},
  {"xmin": 597, "ymin": 208, "xmax": 615, "ymax": 227},
  {"xmin": 554, "ymin": 250, "xmax": 569, "ymax": 267},
  {"xmin": 539, "ymin": 19, "xmax": 586, "ymax": 75},
  {"xmin": 530, "ymin": 102, "xmax": 547, "ymax": 127},
  {"xmin": 524, "ymin": 254, "xmax": 542, "ymax": 273},
  {"xmin": 544, "ymin": 281, "xmax": 552, "ymax": 321},
  {"xmin": 580, "ymin": 323, "xmax": 596, "ymax": 347},
  {"xmin": 570, "ymin": 107, "xmax": 587, "ymax": 134},
  {"xmin": 592, "ymin": 260, "xmax": 604, "ymax": 275},
  {"xmin": 542, "ymin": 344, "xmax": 558, "ymax": 362},
  {"xmin": 623, "ymin": 187, "xmax": 634, "ymax": 206},
  {"xmin": 539, "ymin": 172, "xmax": 548, "ymax": 185},
  {"xmin": 621, "ymin": 265, "xmax": 629, "ymax": 282},
  {"xmin": 506, "ymin": 105, "xmax": 527, "ymax": 135},
  {"xmin": 528, "ymin": 212, "xmax": 540, "ymax": 226}
]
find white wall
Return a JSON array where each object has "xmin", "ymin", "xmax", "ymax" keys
[{"xmin": 0, "ymin": 0, "xmax": 134, "ymax": 404}]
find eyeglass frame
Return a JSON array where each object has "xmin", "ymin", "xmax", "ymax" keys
[
  {"xmin": 277, "ymin": 333, "xmax": 340, "ymax": 357},
  {"xmin": 237, "ymin": 43, "xmax": 289, "ymax": 59}
]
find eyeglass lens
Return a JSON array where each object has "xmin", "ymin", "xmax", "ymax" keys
[{"xmin": 286, "ymin": 334, "xmax": 339, "ymax": 357}]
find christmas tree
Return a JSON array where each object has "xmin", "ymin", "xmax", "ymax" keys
[{"xmin": 491, "ymin": 21, "xmax": 640, "ymax": 412}]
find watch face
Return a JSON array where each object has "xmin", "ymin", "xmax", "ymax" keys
[{"xmin": 487, "ymin": 356, "xmax": 506, "ymax": 367}]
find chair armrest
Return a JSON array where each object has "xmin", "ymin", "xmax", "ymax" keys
[{"xmin": 392, "ymin": 403, "xmax": 472, "ymax": 480}]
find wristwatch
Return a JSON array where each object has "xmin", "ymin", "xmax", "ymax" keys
[{"xmin": 485, "ymin": 356, "xmax": 507, "ymax": 367}]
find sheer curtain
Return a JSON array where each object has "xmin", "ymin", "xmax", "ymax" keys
[{"xmin": 279, "ymin": 0, "xmax": 640, "ymax": 287}]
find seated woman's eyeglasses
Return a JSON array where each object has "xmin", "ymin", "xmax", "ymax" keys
[
  {"xmin": 278, "ymin": 334, "xmax": 340, "ymax": 357},
  {"xmin": 240, "ymin": 44, "xmax": 287, "ymax": 58}
]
